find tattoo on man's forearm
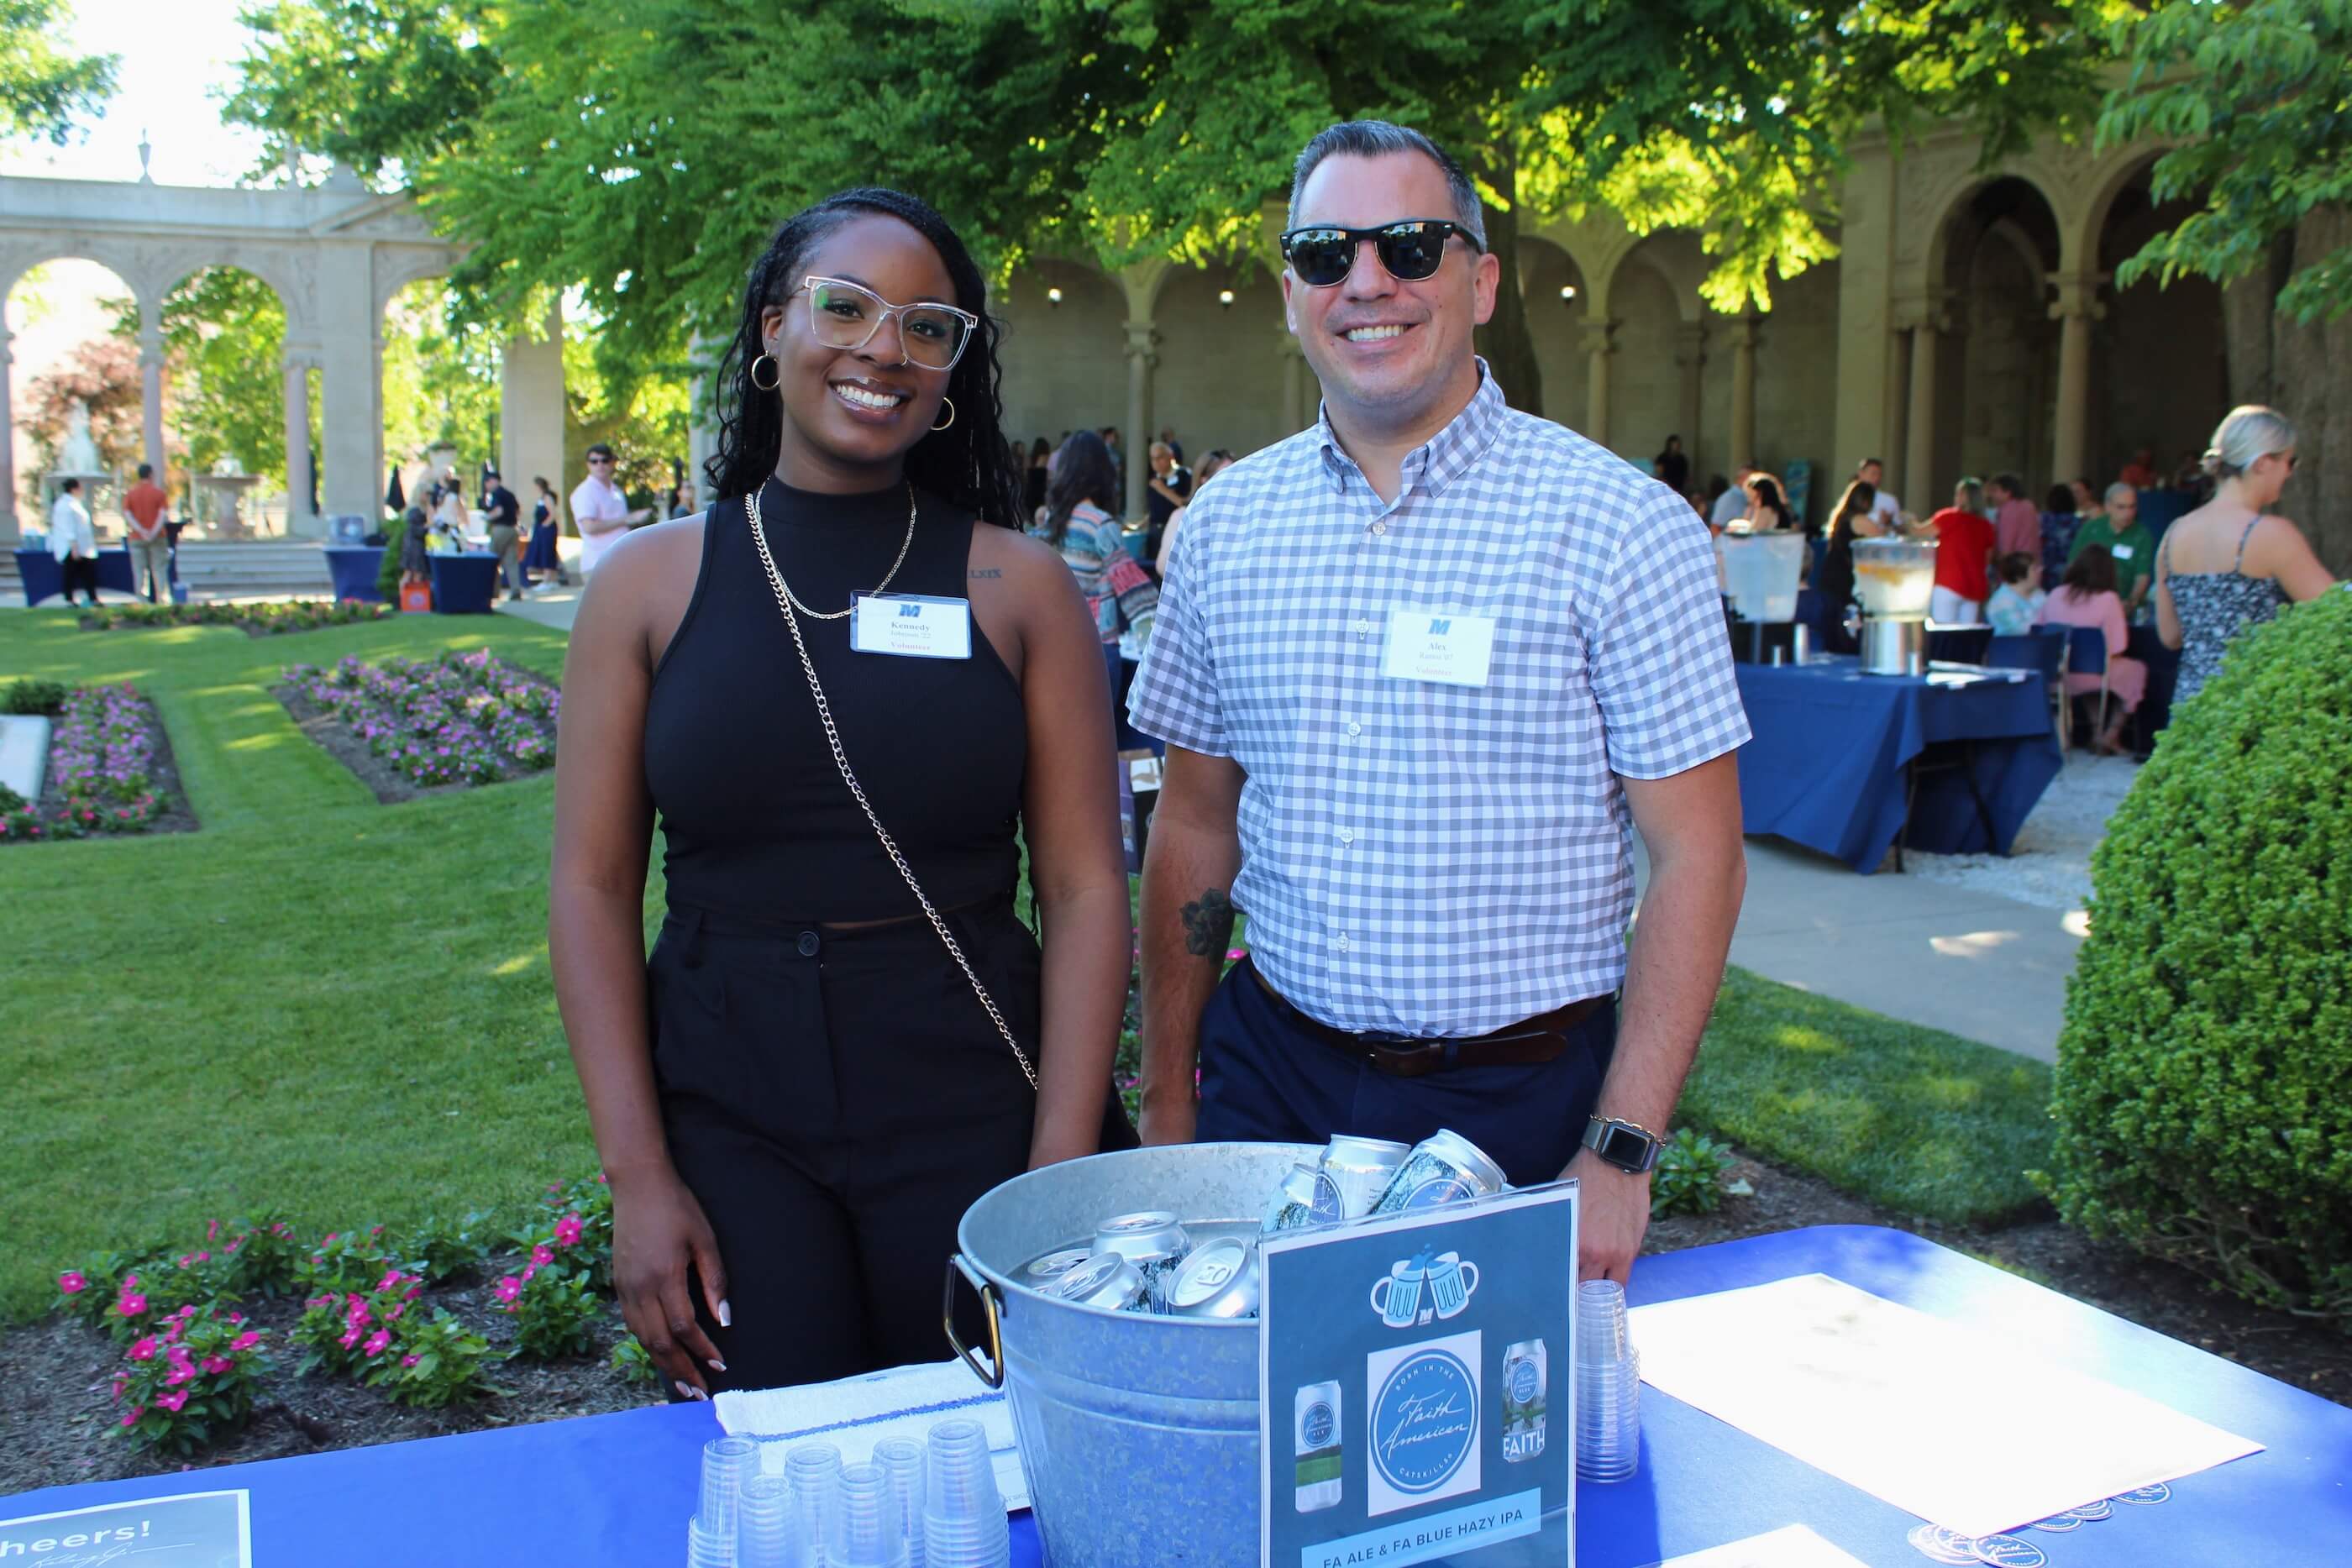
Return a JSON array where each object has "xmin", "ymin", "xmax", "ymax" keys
[{"xmin": 1180, "ymin": 889, "xmax": 1236, "ymax": 958}]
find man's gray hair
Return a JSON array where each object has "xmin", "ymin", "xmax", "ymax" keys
[
  {"xmin": 1955, "ymin": 477, "xmax": 1985, "ymax": 512},
  {"xmin": 1287, "ymin": 120, "xmax": 1486, "ymax": 249},
  {"xmin": 2105, "ymin": 480, "xmax": 2138, "ymax": 507}
]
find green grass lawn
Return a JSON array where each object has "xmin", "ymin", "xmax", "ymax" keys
[{"xmin": 0, "ymin": 604, "xmax": 2056, "ymax": 1321}]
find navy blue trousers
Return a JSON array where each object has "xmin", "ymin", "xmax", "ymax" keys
[{"xmin": 1196, "ymin": 960, "xmax": 1616, "ymax": 1188}]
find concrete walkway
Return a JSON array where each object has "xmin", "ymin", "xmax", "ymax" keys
[{"xmin": 501, "ymin": 579, "xmax": 2081, "ymax": 1062}]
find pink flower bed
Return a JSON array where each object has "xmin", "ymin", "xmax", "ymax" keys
[
  {"xmin": 0, "ymin": 684, "xmax": 168, "ymax": 843},
  {"xmin": 282, "ymin": 648, "xmax": 559, "ymax": 788}
]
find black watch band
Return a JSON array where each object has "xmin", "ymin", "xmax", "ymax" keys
[{"xmin": 1583, "ymin": 1115, "xmax": 1664, "ymax": 1174}]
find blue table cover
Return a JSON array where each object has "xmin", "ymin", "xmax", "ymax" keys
[
  {"xmin": 428, "ymin": 551, "xmax": 500, "ymax": 615},
  {"xmin": 14, "ymin": 548, "xmax": 136, "ymax": 606},
  {"xmin": 3, "ymin": 1227, "xmax": 2339, "ymax": 1565},
  {"xmin": 323, "ymin": 545, "xmax": 386, "ymax": 603},
  {"xmin": 1736, "ymin": 656, "xmax": 2061, "ymax": 872}
]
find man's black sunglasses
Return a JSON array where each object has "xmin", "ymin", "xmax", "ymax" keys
[{"xmin": 1279, "ymin": 220, "xmax": 1483, "ymax": 286}]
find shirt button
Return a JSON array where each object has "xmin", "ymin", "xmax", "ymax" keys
[
  {"xmin": 796, "ymin": 931, "xmax": 821, "ymax": 957},
  {"xmin": 1335, "ymin": 934, "xmax": 1352, "ymax": 952},
  {"xmin": 1369, "ymin": 522, "xmax": 1389, "ymax": 537},
  {"xmin": 1346, "ymin": 721, "xmax": 1362, "ymax": 737},
  {"xmin": 1337, "ymin": 827, "xmax": 1356, "ymax": 845},
  {"xmin": 1354, "ymin": 618, "xmax": 1373, "ymax": 637}
]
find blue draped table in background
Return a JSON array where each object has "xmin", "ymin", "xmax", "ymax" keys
[
  {"xmin": 6, "ymin": 1227, "xmax": 2344, "ymax": 1566},
  {"xmin": 1735, "ymin": 655, "xmax": 2061, "ymax": 872},
  {"xmin": 323, "ymin": 545, "xmax": 386, "ymax": 602},
  {"xmin": 428, "ymin": 551, "xmax": 500, "ymax": 615},
  {"xmin": 13, "ymin": 548, "xmax": 136, "ymax": 606}
]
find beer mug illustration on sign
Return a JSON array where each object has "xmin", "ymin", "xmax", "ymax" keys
[
  {"xmin": 1369, "ymin": 1254, "xmax": 1431, "ymax": 1329},
  {"xmin": 1426, "ymin": 1251, "xmax": 1481, "ymax": 1319}
]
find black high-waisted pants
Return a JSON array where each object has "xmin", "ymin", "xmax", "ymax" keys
[{"xmin": 648, "ymin": 897, "xmax": 1083, "ymax": 1392}]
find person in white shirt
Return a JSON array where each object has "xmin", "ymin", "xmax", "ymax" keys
[
  {"xmin": 49, "ymin": 479, "xmax": 101, "ymax": 607},
  {"xmin": 1856, "ymin": 458, "xmax": 1902, "ymax": 526},
  {"xmin": 569, "ymin": 443, "xmax": 648, "ymax": 575}
]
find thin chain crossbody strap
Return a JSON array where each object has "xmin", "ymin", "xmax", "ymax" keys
[{"xmin": 743, "ymin": 486, "xmax": 1040, "ymax": 1092}]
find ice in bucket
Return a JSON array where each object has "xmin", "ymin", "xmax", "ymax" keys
[{"xmin": 1717, "ymin": 532, "xmax": 1807, "ymax": 622}]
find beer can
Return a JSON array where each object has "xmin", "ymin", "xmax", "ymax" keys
[
  {"xmin": 1294, "ymin": 1381, "xmax": 1343, "ymax": 1513},
  {"xmin": 1317, "ymin": 1135, "xmax": 1412, "ymax": 1221},
  {"xmin": 1792, "ymin": 623, "xmax": 1811, "ymax": 665},
  {"xmin": 1020, "ymin": 1247, "xmax": 1094, "ymax": 1286},
  {"xmin": 1371, "ymin": 1129, "xmax": 1510, "ymax": 1213},
  {"xmin": 1502, "ymin": 1339, "xmax": 1547, "ymax": 1462},
  {"xmin": 1163, "ymin": 1235, "xmax": 1262, "ymax": 1320},
  {"xmin": 1260, "ymin": 1163, "xmax": 1324, "ymax": 1235},
  {"xmin": 1094, "ymin": 1211, "xmax": 1193, "ymax": 1293},
  {"xmin": 1044, "ymin": 1252, "xmax": 1150, "ymax": 1313}
]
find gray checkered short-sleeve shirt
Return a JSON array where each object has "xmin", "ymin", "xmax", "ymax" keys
[{"xmin": 1128, "ymin": 364, "xmax": 1749, "ymax": 1035}]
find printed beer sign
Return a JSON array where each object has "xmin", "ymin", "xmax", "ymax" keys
[{"xmin": 1258, "ymin": 1183, "xmax": 1578, "ymax": 1568}]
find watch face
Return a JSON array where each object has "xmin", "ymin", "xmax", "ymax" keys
[{"xmin": 1601, "ymin": 1125, "xmax": 1651, "ymax": 1170}]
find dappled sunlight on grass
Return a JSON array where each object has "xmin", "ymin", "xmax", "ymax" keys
[
  {"xmin": 224, "ymin": 730, "xmax": 291, "ymax": 753},
  {"xmin": 492, "ymin": 951, "xmax": 543, "ymax": 977},
  {"xmin": 1767, "ymin": 1023, "xmax": 1849, "ymax": 1056}
]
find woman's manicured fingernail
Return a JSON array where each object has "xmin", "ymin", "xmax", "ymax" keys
[
  {"xmin": 717, "ymin": 1299, "xmax": 732, "ymax": 1329},
  {"xmin": 675, "ymin": 1381, "xmax": 697, "ymax": 1402},
  {"xmin": 708, "ymin": 1357, "xmax": 727, "ymax": 1373}
]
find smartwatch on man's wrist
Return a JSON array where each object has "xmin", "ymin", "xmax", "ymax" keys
[{"xmin": 1582, "ymin": 1115, "xmax": 1664, "ymax": 1175}]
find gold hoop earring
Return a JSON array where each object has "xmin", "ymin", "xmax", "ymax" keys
[
  {"xmin": 931, "ymin": 397, "xmax": 957, "ymax": 433},
  {"xmin": 749, "ymin": 353, "xmax": 780, "ymax": 391}
]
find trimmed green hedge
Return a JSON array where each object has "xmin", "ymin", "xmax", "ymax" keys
[{"xmin": 2040, "ymin": 587, "xmax": 2352, "ymax": 1329}]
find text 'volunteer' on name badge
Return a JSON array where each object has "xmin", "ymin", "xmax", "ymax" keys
[
  {"xmin": 851, "ymin": 593, "xmax": 973, "ymax": 658},
  {"xmin": 1380, "ymin": 607, "xmax": 1497, "ymax": 688}
]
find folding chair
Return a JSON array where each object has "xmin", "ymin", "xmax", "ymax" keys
[
  {"xmin": 2063, "ymin": 624, "xmax": 2110, "ymax": 756},
  {"xmin": 1987, "ymin": 629, "xmax": 2068, "ymax": 750}
]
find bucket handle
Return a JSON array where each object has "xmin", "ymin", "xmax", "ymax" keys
[{"xmin": 942, "ymin": 1253, "xmax": 1005, "ymax": 1390}]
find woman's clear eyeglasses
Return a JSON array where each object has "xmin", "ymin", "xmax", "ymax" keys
[{"xmin": 792, "ymin": 276, "xmax": 977, "ymax": 371}]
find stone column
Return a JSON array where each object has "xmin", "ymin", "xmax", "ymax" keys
[
  {"xmin": 1580, "ymin": 319, "xmax": 1617, "ymax": 449},
  {"xmin": 1122, "ymin": 319, "xmax": 1159, "ymax": 522},
  {"xmin": 499, "ymin": 300, "xmax": 565, "ymax": 511},
  {"xmin": 1673, "ymin": 323, "xmax": 1708, "ymax": 474},
  {"xmin": 139, "ymin": 296, "xmax": 167, "ymax": 480},
  {"xmin": 1884, "ymin": 326, "xmax": 1914, "ymax": 501},
  {"xmin": 282, "ymin": 352, "xmax": 317, "ymax": 537},
  {"xmin": 316, "ymin": 240, "xmax": 385, "ymax": 524},
  {"xmin": 686, "ymin": 330, "xmax": 721, "ymax": 504},
  {"xmin": 1729, "ymin": 316, "xmax": 1761, "ymax": 472},
  {"xmin": 1903, "ymin": 312, "xmax": 1945, "ymax": 506},
  {"xmin": 2050, "ymin": 272, "xmax": 2105, "ymax": 486},
  {"xmin": 0, "ymin": 323, "xmax": 15, "ymax": 542}
]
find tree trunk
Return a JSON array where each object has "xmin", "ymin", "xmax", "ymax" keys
[
  {"xmin": 2273, "ymin": 207, "xmax": 2351, "ymax": 576},
  {"xmin": 1471, "ymin": 144, "xmax": 1543, "ymax": 417}
]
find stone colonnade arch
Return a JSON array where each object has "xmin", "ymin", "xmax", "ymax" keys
[{"xmin": 0, "ymin": 168, "xmax": 561, "ymax": 541}]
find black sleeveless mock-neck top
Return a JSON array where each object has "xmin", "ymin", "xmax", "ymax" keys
[{"xmin": 643, "ymin": 478, "xmax": 1026, "ymax": 922}]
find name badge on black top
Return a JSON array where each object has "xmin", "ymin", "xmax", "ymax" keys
[{"xmin": 850, "ymin": 593, "xmax": 973, "ymax": 658}]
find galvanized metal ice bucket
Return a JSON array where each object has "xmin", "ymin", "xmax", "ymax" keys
[{"xmin": 947, "ymin": 1141, "xmax": 1319, "ymax": 1566}]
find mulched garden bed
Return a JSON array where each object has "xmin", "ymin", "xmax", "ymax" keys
[
  {"xmin": 1, "ymin": 684, "xmax": 199, "ymax": 844},
  {"xmin": 3, "ymin": 1146, "xmax": 2343, "ymax": 1497},
  {"xmin": 274, "ymin": 650, "xmax": 559, "ymax": 805},
  {"xmin": 80, "ymin": 600, "xmax": 396, "ymax": 637}
]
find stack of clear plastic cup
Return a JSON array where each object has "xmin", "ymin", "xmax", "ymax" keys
[
  {"xmin": 922, "ymin": 1418, "xmax": 1011, "ymax": 1568},
  {"xmin": 696, "ymin": 1434, "xmax": 761, "ymax": 1562},
  {"xmin": 874, "ymin": 1436, "xmax": 928, "ymax": 1568},
  {"xmin": 736, "ymin": 1473, "xmax": 803, "ymax": 1568},
  {"xmin": 784, "ymin": 1441, "xmax": 843, "ymax": 1566},
  {"xmin": 1574, "ymin": 1278, "xmax": 1641, "ymax": 1482},
  {"xmin": 828, "ymin": 1460, "xmax": 911, "ymax": 1567},
  {"xmin": 687, "ymin": 1515, "xmax": 733, "ymax": 1568}
]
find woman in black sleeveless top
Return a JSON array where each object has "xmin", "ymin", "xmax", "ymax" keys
[{"xmin": 550, "ymin": 189, "xmax": 1131, "ymax": 1398}]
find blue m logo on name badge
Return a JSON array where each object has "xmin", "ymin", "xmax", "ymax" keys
[
  {"xmin": 1429, "ymin": 617, "xmax": 1451, "ymax": 634},
  {"xmin": 899, "ymin": 602, "xmax": 923, "ymax": 617}
]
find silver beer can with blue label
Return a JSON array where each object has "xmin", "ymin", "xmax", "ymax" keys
[
  {"xmin": 1318, "ymin": 1135, "xmax": 1412, "ymax": 1221},
  {"xmin": 1020, "ymin": 1247, "xmax": 1095, "ymax": 1287},
  {"xmin": 1163, "ymin": 1235, "xmax": 1263, "ymax": 1320},
  {"xmin": 1045, "ymin": 1251, "xmax": 1150, "ymax": 1313},
  {"xmin": 1093, "ymin": 1211, "xmax": 1193, "ymax": 1294},
  {"xmin": 1261, "ymin": 1163, "xmax": 1325, "ymax": 1235},
  {"xmin": 1371, "ymin": 1128, "xmax": 1510, "ymax": 1213},
  {"xmin": 1502, "ymin": 1339, "xmax": 1547, "ymax": 1461}
]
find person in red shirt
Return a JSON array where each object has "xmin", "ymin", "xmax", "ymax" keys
[
  {"xmin": 1928, "ymin": 476, "xmax": 1996, "ymax": 624},
  {"xmin": 2116, "ymin": 447, "xmax": 2158, "ymax": 490},
  {"xmin": 122, "ymin": 463, "xmax": 172, "ymax": 604}
]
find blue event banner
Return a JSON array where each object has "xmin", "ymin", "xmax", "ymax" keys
[
  {"xmin": 0, "ymin": 1490, "xmax": 249, "ymax": 1567},
  {"xmin": 1259, "ymin": 1183, "xmax": 1579, "ymax": 1568}
]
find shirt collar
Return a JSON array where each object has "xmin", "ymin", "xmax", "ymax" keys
[{"xmin": 1315, "ymin": 358, "xmax": 1507, "ymax": 500}]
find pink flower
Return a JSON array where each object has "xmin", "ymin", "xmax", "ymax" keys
[
  {"xmin": 530, "ymin": 1245, "xmax": 554, "ymax": 1268},
  {"xmin": 404, "ymin": 1287, "xmax": 423, "ymax": 1301},
  {"xmin": 207, "ymin": 1219, "xmax": 220, "ymax": 1241},
  {"xmin": 520, "ymin": 1264, "xmax": 537, "ymax": 1283},
  {"xmin": 493, "ymin": 1276, "xmax": 522, "ymax": 1303},
  {"xmin": 376, "ymin": 1270, "xmax": 405, "ymax": 1293},
  {"xmin": 225, "ymin": 1237, "xmax": 242, "ymax": 1251},
  {"xmin": 165, "ymin": 1363, "xmax": 197, "ymax": 1387},
  {"xmin": 401, "ymin": 1354, "xmax": 421, "ymax": 1368},
  {"xmin": 112, "ymin": 1375, "xmax": 128, "ymax": 1399},
  {"xmin": 230, "ymin": 1331, "xmax": 261, "ymax": 1352},
  {"xmin": 120, "ymin": 1271, "xmax": 138, "ymax": 1289},
  {"xmin": 118, "ymin": 1291, "xmax": 148, "ymax": 1316},
  {"xmin": 120, "ymin": 1407, "xmax": 143, "ymax": 1428},
  {"xmin": 346, "ymin": 1302, "xmax": 371, "ymax": 1328},
  {"xmin": 323, "ymin": 1233, "xmax": 339, "ymax": 1244},
  {"xmin": 338, "ymin": 1328, "xmax": 361, "ymax": 1350},
  {"xmin": 155, "ymin": 1390, "xmax": 187, "ymax": 1413},
  {"xmin": 226, "ymin": 1312, "xmax": 244, "ymax": 1324},
  {"xmin": 129, "ymin": 1338, "xmax": 158, "ymax": 1361},
  {"xmin": 385, "ymin": 1303, "xmax": 405, "ymax": 1321},
  {"xmin": 596, "ymin": 1172, "xmax": 609, "ymax": 1184},
  {"xmin": 202, "ymin": 1356, "xmax": 234, "ymax": 1375},
  {"xmin": 554, "ymin": 1214, "xmax": 584, "ymax": 1248},
  {"xmin": 364, "ymin": 1329, "xmax": 391, "ymax": 1357},
  {"xmin": 57, "ymin": 1271, "xmax": 87, "ymax": 1294},
  {"xmin": 192, "ymin": 1251, "xmax": 210, "ymax": 1263}
]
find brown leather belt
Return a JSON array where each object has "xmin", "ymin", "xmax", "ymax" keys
[{"xmin": 1247, "ymin": 960, "xmax": 1609, "ymax": 1078}]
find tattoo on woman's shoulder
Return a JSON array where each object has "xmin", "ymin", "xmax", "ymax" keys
[
  {"xmin": 969, "ymin": 568, "xmax": 1003, "ymax": 579},
  {"xmin": 1181, "ymin": 889, "xmax": 1236, "ymax": 957}
]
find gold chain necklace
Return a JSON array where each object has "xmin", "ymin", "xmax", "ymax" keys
[{"xmin": 749, "ymin": 480, "xmax": 919, "ymax": 620}]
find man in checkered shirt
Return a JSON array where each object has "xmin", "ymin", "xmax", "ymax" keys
[{"xmin": 1129, "ymin": 121, "xmax": 1750, "ymax": 1283}]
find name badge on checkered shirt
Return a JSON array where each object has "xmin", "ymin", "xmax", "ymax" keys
[{"xmin": 1380, "ymin": 607, "xmax": 1496, "ymax": 688}]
